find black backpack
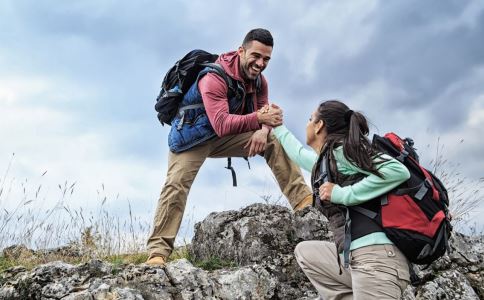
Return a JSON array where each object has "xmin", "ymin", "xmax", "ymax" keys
[
  {"xmin": 154, "ymin": 49, "xmax": 235, "ymax": 126},
  {"xmin": 154, "ymin": 49, "xmax": 259, "ymax": 186},
  {"xmin": 316, "ymin": 133, "xmax": 452, "ymax": 267}
]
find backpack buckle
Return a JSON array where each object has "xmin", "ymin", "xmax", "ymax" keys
[
  {"xmin": 396, "ymin": 150, "xmax": 409, "ymax": 162},
  {"xmin": 404, "ymin": 137, "xmax": 415, "ymax": 147},
  {"xmin": 424, "ymin": 178, "xmax": 432, "ymax": 188},
  {"xmin": 313, "ymin": 172, "xmax": 327, "ymax": 189},
  {"xmin": 414, "ymin": 179, "xmax": 431, "ymax": 201},
  {"xmin": 313, "ymin": 172, "xmax": 328, "ymax": 209},
  {"xmin": 177, "ymin": 111, "xmax": 185, "ymax": 131}
]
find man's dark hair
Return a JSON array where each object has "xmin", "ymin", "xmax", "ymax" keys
[{"xmin": 242, "ymin": 28, "xmax": 274, "ymax": 48}]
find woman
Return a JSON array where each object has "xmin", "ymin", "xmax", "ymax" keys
[{"xmin": 273, "ymin": 100, "xmax": 411, "ymax": 299}]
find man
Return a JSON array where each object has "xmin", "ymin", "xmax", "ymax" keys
[{"xmin": 146, "ymin": 28, "xmax": 312, "ymax": 266}]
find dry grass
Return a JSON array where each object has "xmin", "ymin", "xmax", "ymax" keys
[
  {"xmin": 1, "ymin": 138, "xmax": 482, "ymax": 273},
  {"xmin": 0, "ymin": 154, "xmax": 152, "ymax": 272},
  {"xmin": 425, "ymin": 138, "xmax": 483, "ymax": 233}
]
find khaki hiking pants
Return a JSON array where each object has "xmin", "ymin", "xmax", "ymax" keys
[
  {"xmin": 147, "ymin": 131, "xmax": 312, "ymax": 259},
  {"xmin": 295, "ymin": 241, "xmax": 410, "ymax": 300}
]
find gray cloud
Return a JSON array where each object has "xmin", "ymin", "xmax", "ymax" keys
[
  {"xmin": 273, "ymin": 1, "xmax": 484, "ymax": 131},
  {"xmin": 1, "ymin": 0, "xmax": 483, "ymax": 242}
]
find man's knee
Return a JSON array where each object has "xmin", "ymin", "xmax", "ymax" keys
[
  {"xmin": 266, "ymin": 132, "xmax": 279, "ymax": 147},
  {"xmin": 160, "ymin": 180, "xmax": 191, "ymax": 204},
  {"xmin": 264, "ymin": 132, "xmax": 285, "ymax": 157}
]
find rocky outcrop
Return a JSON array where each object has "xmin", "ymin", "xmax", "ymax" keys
[
  {"xmin": 0, "ymin": 203, "xmax": 483, "ymax": 299},
  {"xmin": 191, "ymin": 203, "xmax": 483, "ymax": 300},
  {"xmin": 190, "ymin": 203, "xmax": 329, "ymax": 265}
]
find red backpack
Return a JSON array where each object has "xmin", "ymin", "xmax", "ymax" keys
[
  {"xmin": 317, "ymin": 133, "xmax": 452, "ymax": 266},
  {"xmin": 370, "ymin": 132, "xmax": 452, "ymax": 264}
]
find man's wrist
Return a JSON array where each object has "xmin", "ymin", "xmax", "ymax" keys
[
  {"xmin": 257, "ymin": 106, "xmax": 270, "ymax": 124},
  {"xmin": 261, "ymin": 125, "xmax": 271, "ymax": 134},
  {"xmin": 256, "ymin": 111, "xmax": 263, "ymax": 124}
]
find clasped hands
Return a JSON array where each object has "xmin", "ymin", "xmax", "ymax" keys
[
  {"xmin": 257, "ymin": 103, "xmax": 283, "ymax": 127},
  {"xmin": 244, "ymin": 103, "xmax": 283, "ymax": 157}
]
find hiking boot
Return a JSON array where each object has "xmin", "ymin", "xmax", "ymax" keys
[
  {"xmin": 294, "ymin": 194, "xmax": 313, "ymax": 211},
  {"xmin": 145, "ymin": 256, "xmax": 166, "ymax": 267}
]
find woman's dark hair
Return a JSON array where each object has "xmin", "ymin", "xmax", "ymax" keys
[
  {"xmin": 242, "ymin": 28, "xmax": 274, "ymax": 48},
  {"xmin": 315, "ymin": 100, "xmax": 384, "ymax": 178}
]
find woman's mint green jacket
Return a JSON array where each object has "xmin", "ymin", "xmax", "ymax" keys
[{"xmin": 273, "ymin": 125, "xmax": 410, "ymax": 250}]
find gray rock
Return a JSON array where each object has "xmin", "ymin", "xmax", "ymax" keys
[
  {"xmin": 293, "ymin": 206, "xmax": 330, "ymax": 242},
  {"xmin": 1, "ymin": 203, "xmax": 483, "ymax": 300},
  {"xmin": 91, "ymin": 283, "xmax": 111, "ymax": 300},
  {"xmin": 402, "ymin": 286, "xmax": 417, "ymax": 300},
  {"xmin": 0, "ymin": 285, "xmax": 20, "ymax": 299},
  {"xmin": 76, "ymin": 259, "xmax": 112, "ymax": 278},
  {"xmin": 165, "ymin": 259, "xmax": 215, "ymax": 299},
  {"xmin": 42, "ymin": 281, "xmax": 70, "ymax": 298},
  {"xmin": 449, "ymin": 233, "xmax": 482, "ymax": 267},
  {"xmin": 2, "ymin": 243, "xmax": 85, "ymax": 263},
  {"xmin": 416, "ymin": 270, "xmax": 480, "ymax": 300},
  {"xmin": 62, "ymin": 290, "xmax": 93, "ymax": 300},
  {"xmin": 191, "ymin": 204, "xmax": 296, "ymax": 266},
  {"xmin": 190, "ymin": 203, "xmax": 330, "ymax": 266},
  {"xmin": 112, "ymin": 287, "xmax": 145, "ymax": 300},
  {"xmin": 36, "ymin": 243, "xmax": 84, "ymax": 258},
  {"xmin": 212, "ymin": 265, "xmax": 277, "ymax": 299},
  {"xmin": 114, "ymin": 264, "xmax": 174, "ymax": 299}
]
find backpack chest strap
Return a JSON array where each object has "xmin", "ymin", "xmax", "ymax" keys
[{"xmin": 176, "ymin": 103, "xmax": 206, "ymax": 130}]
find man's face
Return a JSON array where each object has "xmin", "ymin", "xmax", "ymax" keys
[{"xmin": 238, "ymin": 40, "xmax": 272, "ymax": 80}]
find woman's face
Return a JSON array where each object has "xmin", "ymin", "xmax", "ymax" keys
[{"xmin": 306, "ymin": 110, "xmax": 321, "ymax": 148}]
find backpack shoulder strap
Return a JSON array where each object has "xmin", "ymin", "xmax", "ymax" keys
[
  {"xmin": 255, "ymin": 75, "xmax": 262, "ymax": 94},
  {"xmin": 198, "ymin": 62, "xmax": 242, "ymax": 187},
  {"xmin": 319, "ymin": 153, "xmax": 328, "ymax": 181},
  {"xmin": 199, "ymin": 62, "xmax": 235, "ymax": 92},
  {"xmin": 313, "ymin": 148, "xmax": 331, "ymax": 193},
  {"xmin": 320, "ymin": 149, "xmax": 334, "ymax": 183},
  {"xmin": 317, "ymin": 148, "xmax": 352, "ymax": 270},
  {"xmin": 176, "ymin": 62, "xmax": 236, "ymax": 126}
]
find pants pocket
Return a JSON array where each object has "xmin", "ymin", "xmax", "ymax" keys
[{"xmin": 350, "ymin": 245, "xmax": 410, "ymax": 298}]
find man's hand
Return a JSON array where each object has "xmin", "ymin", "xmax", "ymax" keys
[
  {"xmin": 319, "ymin": 182, "xmax": 336, "ymax": 202},
  {"xmin": 244, "ymin": 128, "xmax": 269, "ymax": 157},
  {"xmin": 257, "ymin": 103, "xmax": 283, "ymax": 127}
]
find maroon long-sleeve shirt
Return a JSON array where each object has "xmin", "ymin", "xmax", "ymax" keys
[{"xmin": 198, "ymin": 51, "xmax": 269, "ymax": 137}]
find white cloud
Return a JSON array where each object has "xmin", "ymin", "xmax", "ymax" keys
[
  {"xmin": 467, "ymin": 95, "xmax": 484, "ymax": 127},
  {"xmin": 0, "ymin": 75, "xmax": 161, "ymax": 215},
  {"xmin": 0, "ymin": 77, "xmax": 54, "ymax": 104}
]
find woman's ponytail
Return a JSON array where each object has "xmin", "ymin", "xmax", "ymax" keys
[{"xmin": 316, "ymin": 100, "xmax": 384, "ymax": 178}]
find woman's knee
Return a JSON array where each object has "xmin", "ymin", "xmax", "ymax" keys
[
  {"xmin": 294, "ymin": 241, "xmax": 309, "ymax": 257},
  {"xmin": 294, "ymin": 240, "xmax": 327, "ymax": 263},
  {"xmin": 294, "ymin": 241, "xmax": 312, "ymax": 269}
]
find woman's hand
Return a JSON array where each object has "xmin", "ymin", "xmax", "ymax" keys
[{"xmin": 319, "ymin": 182, "xmax": 336, "ymax": 202}]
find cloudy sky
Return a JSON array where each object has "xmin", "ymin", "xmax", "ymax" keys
[{"xmin": 1, "ymin": 0, "xmax": 483, "ymax": 246}]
